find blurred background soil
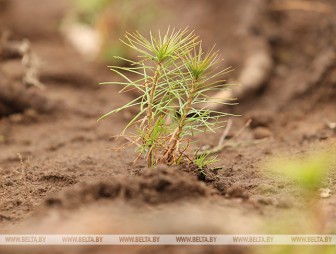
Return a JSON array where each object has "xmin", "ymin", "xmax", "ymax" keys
[{"xmin": 0, "ymin": 0, "xmax": 335, "ymax": 253}]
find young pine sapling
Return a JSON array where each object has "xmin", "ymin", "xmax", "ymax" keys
[{"xmin": 100, "ymin": 28, "xmax": 233, "ymax": 168}]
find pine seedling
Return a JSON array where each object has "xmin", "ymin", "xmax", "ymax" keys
[{"xmin": 100, "ymin": 28, "xmax": 232, "ymax": 168}]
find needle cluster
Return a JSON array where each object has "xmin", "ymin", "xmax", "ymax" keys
[{"xmin": 100, "ymin": 28, "xmax": 233, "ymax": 168}]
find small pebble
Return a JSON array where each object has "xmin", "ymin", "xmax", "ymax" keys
[
  {"xmin": 325, "ymin": 120, "xmax": 336, "ymax": 130},
  {"xmin": 319, "ymin": 188, "xmax": 331, "ymax": 198}
]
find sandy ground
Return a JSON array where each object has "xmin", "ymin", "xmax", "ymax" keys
[{"xmin": 0, "ymin": 0, "xmax": 336, "ymax": 253}]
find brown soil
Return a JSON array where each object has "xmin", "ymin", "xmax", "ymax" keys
[{"xmin": 0, "ymin": 0, "xmax": 336, "ymax": 253}]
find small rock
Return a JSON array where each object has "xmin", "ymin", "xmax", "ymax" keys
[
  {"xmin": 253, "ymin": 127, "xmax": 272, "ymax": 139},
  {"xmin": 319, "ymin": 188, "xmax": 331, "ymax": 198},
  {"xmin": 325, "ymin": 120, "xmax": 336, "ymax": 130}
]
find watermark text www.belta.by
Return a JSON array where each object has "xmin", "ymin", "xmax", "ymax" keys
[{"xmin": 1, "ymin": 235, "xmax": 336, "ymax": 245}]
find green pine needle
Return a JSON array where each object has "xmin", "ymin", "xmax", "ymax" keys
[{"xmin": 100, "ymin": 28, "xmax": 236, "ymax": 168}]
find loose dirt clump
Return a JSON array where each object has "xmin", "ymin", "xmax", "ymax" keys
[
  {"xmin": 0, "ymin": 78, "xmax": 56, "ymax": 117},
  {"xmin": 43, "ymin": 165, "xmax": 212, "ymax": 210}
]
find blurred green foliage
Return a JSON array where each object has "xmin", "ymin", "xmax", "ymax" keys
[
  {"xmin": 72, "ymin": 0, "xmax": 163, "ymax": 63},
  {"xmin": 260, "ymin": 147, "xmax": 336, "ymax": 254},
  {"xmin": 267, "ymin": 149, "xmax": 335, "ymax": 191},
  {"xmin": 73, "ymin": 0, "xmax": 112, "ymax": 24}
]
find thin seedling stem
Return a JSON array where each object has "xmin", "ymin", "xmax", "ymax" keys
[
  {"xmin": 145, "ymin": 63, "xmax": 162, "ymax": 166},
  {"xmin": 164, "ymin": 81, "xmax": 196, "ymax": 163}
]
